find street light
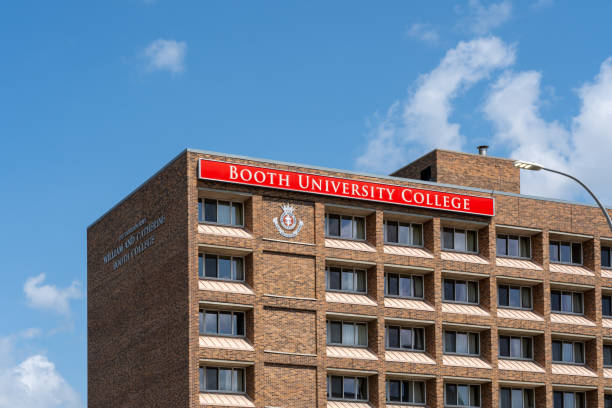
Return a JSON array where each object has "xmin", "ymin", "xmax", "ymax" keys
[{"xmin": 514, "ymin": 160, "xmax": 612, "ymax": 233}]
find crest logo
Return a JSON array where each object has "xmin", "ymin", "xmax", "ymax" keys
[{"xmin": 273, "ymin": 204, "xmax": 304, "ymax": 238}]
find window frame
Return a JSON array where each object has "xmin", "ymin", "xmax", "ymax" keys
[
  {"xmin": 383, "ymin": 219, "xmax": 424, "ymax": 247},
  {"xmin": 603, "ymin": 294, "xmax": 612, "ymax": 317},
  {"xmin": 326, "ymin": 375, "xmax": 369, "ymax": 402},
  {"xmin": 500, "ymin": 387, "xmax": 535, "ymax": 408},
  {"xmin": 496, "ymin": 234, "xmax": 532, "ymax": 259},
  {"xmin": 198, "ymin": 253, "xmax": 245, "ymax": 282},
  {"xmin": 199, "ymin": 366, "xmax": 245, "ymax": 394},
  {"xmin": 443, "ymin": 279, "xmax": 479, "ymax": 305},
  {"xmin": 385, "ymin": 379, "xmax": 426, "ymax": 405},
  {"xmin": 602, "ymin": 246, "xmax": 612, "ymax": 269},
  {"xmin": 326, "ymin": 267, "xmax": 367, "ymax": 294},
  {"xmin": 384, "ymin": 272, "xmax": 425, "ymax": 300},
  {"xmin": 498, "ymin": 335, "xmax": 534, "ymax": 360},
  {"xmin": 604, "ymin": 344, "xmax": 612, "ymax": 367},
  {"xmin": 550, "ymin": 290, "xmax": 584, "ymax": 315},
  {"xmin": 497, "ymin": 284, "xmax": 533, "ymax": 310},
  {"xmin": 198, "ymin": 198, "xmax": 244, "ymax": 227},
  {"xmin": 326, "ymin": 320, "xmax": 368, "ymax": 348},
  {"xmin": 442, "ymin": 227, "xmax": 479, "ymax": 254},
  {"xmin": 199, "ymin": 309, "xmax": 246, "ymax": 337},
  {"xmin": 549, "ymin": 240, "xmax": 583, "ymax": 265},
  {"xmin": 444, "ymin": 383, "xmax": 481, "ymax": 408},
  {"xmin": 551, "ymin": 340, "xmax": 586, "ymax": 365},
  {"xmin": 325, "ymin": 213, "xmax": 367, "ymax": 241},
  {"xmin": 385, "ymin": 325, "xmax": 426, "ymax": 352},
  {"xmin": 553, "ymin": 391, "xmax": 586, "ymax": 408},
  {"xmin": 443, "ymin": 330, "xmax": 480, "ymax": 357}
]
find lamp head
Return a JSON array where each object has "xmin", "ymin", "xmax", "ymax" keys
[{"xmin": 513, "ymin": 160, "xmax": 543, "ymax": 171}]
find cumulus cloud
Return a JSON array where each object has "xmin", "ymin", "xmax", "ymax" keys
[
  {"xmin": 406, "ymin": 23, "xmax": 440, "ymax": 44},
  {"xmin": 24, "ymin": 274, "xmax": 81, "ymax": 316},
  {"xmin": 143, "ymin": 39, "xmax": 187, "ymax": 75},
  {"xmin": 356, "ymin": 36, "xmax": 515, "ymax": 173},
  {"xmin": 458, "ymin": 0, "xmax": 512, "ymax": 35}
]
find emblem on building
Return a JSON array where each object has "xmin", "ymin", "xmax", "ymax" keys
[{"xmin": 273, "ymin": 204, "xmax": 304, "ymax": 238}]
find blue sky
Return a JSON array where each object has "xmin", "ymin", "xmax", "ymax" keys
[{"xmin": 1, "ymin": 1, "xmax": 612, "ymax": 406}]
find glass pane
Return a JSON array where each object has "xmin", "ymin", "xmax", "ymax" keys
[
  {"xmin": 386, "ymin": 221, "xmax": 398, "ymax": 243},
  {"xmin": 356, "ymin": 270, "xmax": 366, "ymax": 292},
  {"xmin": 387, "ymin": 274, "xmax": 399, "ymax": 296},
  {"xmin": 520, "ymin": 236, "xmax": 531, "ymax": 258},
  {"xmin": 400, "ymin": 328, "xmax": 412, "ymax": 349},
  {"xmin": 342, "ymin": 270, "xmax": 354, "ymax": 292},
  {"xmin": 328, "ymin": 215, "xmax": 340, "ymax": 237},
  {"xmin": 342, "ymin": 323, "xmax": 355, "ymax": 346},
  {"xmin": 399, "ymin": 276, "xmax": 412, "ymax": 297},
  {"xmin": 231, "ymin": 203, "xmax": 243, "ymax": 225},
  {"xmin": 522, "ymin": 287, "xmax": 532, "ymax": 309},
  {"xmin": 198, "ymin": 255, "xmax": 204, "ymax": 278},
  {"xmin": 510, "ymin": 337, "xmax": 521, "ymax": 358},
  {"xmin": 387, "ymin": 326, "xmax": 399, "ymax": 348},
  {"xmin": 500, "ymin": 388, "xmax": 511, "ymax": 408},
  {"xmin": 412, "ymin": 224, "xmax": 423, "ymax": 246},
  {"xmin": 206, "ymin": 367, "xmax": 217, "ymax": 390},
  {"xmin": 388, "ymin": 380, "xmax": 400, "ymax": 401},
  {"xmin": 414, "ymin": 328, "xmax": 425, "ymax": 350},
  {"xmin": 470, "ymin": 385, "xmax": 480, "ymax": 406},
  {"xmin": 508, "ymin": 236, "xmax": 519, "ymax": 257},
  {"xmin": 524, "ymin": 389, "xmax": 534, "ymax": 408},
  {"xmin": 468, "ymin": 281, "xmax": 479, "ymax": 304},
  {"xmin": 511, "ymin": 389, "xmax": 523, "ymax": 408},
  {"xmin": 414, "ymin": 381, "xmax": 425, "ymax": 403},
  {"xmin": 469, "ymin": 333, "xmax": 479, "ymax": 355},
  {"xmin": 561, "ymin": 292, "xmax": 572, "ymax": 313},
  {"xmin": 445, "ymin": 331, "xmax": 456, "ymax": 353},
  {"xmin": 499, "ymin": 336, "xmax": 510, "ymax": 357},
  {"xmin": 443, "ymin": 228, "xmax": 454, "ymax": 250},
  {"xmin": 218, "ymin": 312, "xmax": 232, "ymax": 335},
  {"xmin": 603, "ymin": 248, "xmax": 611, "ymax": 268},
  {"xmin": 562, "ymin": 342, "xmax": 573, "ymax": 363},
  {"xmin": 341, "ymin": 217, "xmax": 352, "ymax": 239},
  {"xmin": 467, "ymin": 230, "xmax": 477, "ymax": 252},
  {"xmin": 343, "ymin": 377, "xmax": 355, "ymax": 399},
  {"xmin": 550, "ymin": 242, "xmax": 559, "ymax": 262},
  {"xmin": 357, "ymin": 324, "xmax": 367, "ymax": 346},
  {"xmin": 398, "ymin": 223, "xmax": 410, "ymax": 244},
  {"xmin": 522, "ymin": 337, "xmax": 532, "ymax": 359},
  {"xmin": 205, "ymin": 312, "xmax": 217, "ymax": 334},
  {"xmin": 574, "ymin": 343, "xmax": 584, "ymax": 364},
  {"xmin": 413, "ymin": 276, "xmax": 424, "ymax": 298},
  {"xmin": 218, "ymin": 201, "xmax": 231, "ymax": 225},
  {"xmin": 572, "ymin": 243, "xmax": 582, "ymax": 264},
  {"xmin": 234, "ymin": 369, "xmax": 244, "ymax": 392},
  {"xmin": 604, "ymin": 345, "xmax": 612, "ymax": 366},
  {"xmin": 551, "ymin": 291, "xmax": 561, "ymax": 311},
  {"xmin": 198, "ymin": 199, "xmax": 203, "ymax": 222},
  {"xmin": 205, "ymin": 255, "xmax": 217, "ymax": 278},
  {"xmin": 218, "ymin": 256, "xmax": 232, "ymax": 280},
  {"xmin": 354, "ymin": 218, "xmax": 365, "ymax": 240},
  {"xmin": 204, "ymin": 199, "xmax": 217, "ymax": 223},
  {"xmin": 576, "ymin": 393, "xmax": 585, "ymax": 408},
  {"xmin": 199, "ymin": 311, "xmax": 205, "ymax": 334},
  {"xmin": 603, "ymin": 296, "xmax": 612, "ymax": 316},
  {"xmin": 329, "ymin": 322, "xmax": 342, "ymax": 344},
  {"xmin": 446, "ymin": 384, "xmax": 458, "ymax": 405},
  {"xmin": 563, "ymin": 392, "xmax": 574, "ymax": 408},
  {"xmin": 235, "ymin": 312, "xmax": 244, "ymax": 336},
  {"xmin": 457, "ymin": 384, "xmax": 469, "ymax": 406},
  {"xmin": 498, "ymin": 285, "xmax": 509, "ymax": 307},
  {"xmin": 509, "ymin": 287, "xmax": 521, "ymax": 308},
  {"xmin": 329, "ymin": 268, "xmax": 341, "ymax": 290},
  {"xmin": 560, "ymin": 242, "xmax": 571, "ymax": 263},
  {"xmin": 457, "ymin": 332, "xmax": 468, "ymax": 354},
  {"xmin": 233, "ymin": 257, "xmax": 244, "ymax": 281},
  {"xmin": 454, "ymin": 230, "xmax": 466, "ymax": 252},
  {"xmin": 444, "ymin": 279, "xmax": 455, "ymax": 301},
  {"xmin": 331, "ymin": 376, "xmax": 342, "ymax": 398},
  {"xmin": 553, "ymin": 391, "xmax": 563, "ymax": 408},
  {"xmin": 573, "ymin": 293, "xmax": 583, "ymax": 314},
  {"xmin": 497, "ymin": 235, "xmax": 508, "ymax": 256},
  {"xmin": 357, "ymin": 378, "xmax": 367, "ymax": 400},
  {"xmin": 199, "ymin": 367, "xmax": 205, "ymax": 391},
  {"xmin": 402, "ymin": 381, "xmax": 412, "ymax": 403},
  {"xmin": 552, "ymin": 341, "xmax": 562, "ymax": 361},
  {"xmin": 456, "ymin": 281, "xmax": 467, "ymax": 302},
  {"xmin": 606, "ymin": 394, "xmax": 612, "ymax": 408}
]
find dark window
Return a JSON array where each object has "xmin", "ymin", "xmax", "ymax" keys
[
  {"xmin": 386, "ymin": 380, "xmax": 425, "ymax": 404},
  {"xmin": 606, "ymin": 394, "xmax": 612, "ymax": 408},
  {"xmin": 445, "ymin": 383, "xmax": 480, "ymax": 407},
  {"xmin": 327, "ymin": 321, "xmax": 367, "ymax": 347},
  {"xmin": 552, "ymin": 340, "xmax": 584, "ymax": 364},
  {"xmin": 200, "ymin": 310, "xmax": 245, "ymax": 336},
  {"xmin": 200, "ymin": 367, "xmax": 244, "ymax": 392},
  {"xmin": 444, "ymin": 331, "xmax": 479, "ymax": 356},
  {"xmin": 498, "ymin": 285, "xmax": 532, "ymax": 309},
  {"xmin": 443, "ymin": 279, "xmax": 478, "ymax": 304},
  {"xmin": 499, "ymin": 335, "xmax": 533, "ymax": 359},
  {"xmin": 384, "ymin": 220, "xmax": 423, "ymax": 246},
  {"xmin": 199, "ymin": 254, "xmax": 244, "ymax": 281},
  {"xmin": 604, "ymin": 295, "xmax": 612, "ymax": 317},
  {"xmin": 386, "ymin": 326, "xmax": 425, "ymax": 351},
  {"xmin": 420, "ymin": 166, "xmax": 431, "ymax": 181},
  {"xmin": 198, "ymin": 198, "xmax": 243, "ymax": 226},
  {"xmin": 603, "ymin": 247, "xmax": 612, "ymax": 268},
  {"xmin": 605, "ymin": 345, "xmax": 612, "ymax": 366},
  {"xmin": 442, "ymin": 228, "xmax": 478, "ymax": 253},
  {"xmin": 500, "ymin": 388, "xmax": 534, "ymax": 408},
  {"xmin": 327, "ymin": 376, "xmax": 367, "ymax": 401},
  {"xmin": 551, "ymin": 290, "xmax": 583, "ymax": 314},
  {"xmin": 550, "ymin": 241, "xmax": 582, "ymax": 264},
  {"xmin": 497, "ymin": 234, "xmax": 531, "ymax": 259},
  {"xmin": 553, "ymin": 391, "xmax": 585, "ymax": 408},
  {"xmin": 326, "ymin": 267, "xmax": 366, "ymax": 293},
  {"xmin": 325, "ymin": 214, "xmax": 365, "ymax": 240},
  {"xmin": 385, "ymin": 273, "xmax": 424, "ymax": 298}
]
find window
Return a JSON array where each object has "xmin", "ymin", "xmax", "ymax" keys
[
  {"xmin": 550, "ymin": 290, "xmax": 583, "ymax": 314},
  {"xmin": 552, "ymin": 340, "xmax": 584, "ymax": 364},
  {"xmin": 327, "ymin": 376, "xmax": 367, "ymax": 401},
  {"xmin": 327, "ymin": 321, "xmax": 367, "ymax": 347},
  {"xmin": 443, "ymin": 279, "xmax": 479, "ymax": 304},
  {"xmin": 384, "ymin": 220, "xmax": 423, "ymax": 246},
  {"xmin": 498, "ymin": 285, "xmax": 532, "ymax": 309},
  {"xmin": 442, "ymin": 227, "xmax": 478, "ymax": 253},
  {"xmin": 198, "ymin": 254, "xmax": 244, "ymax": 281},
  {"xmin": 497, "ymin": 234, "xmax": 531, "ymax": 259},
  {"xmin": 499, "ymin": 336, "xmax": 533, "ymax": 360},
  {"xmin": 198, "ymin": 198, "xmax": 243, "ymax": 226},
  {"xmin": 386, "ymin": 380, "xmax": 426, "ymax": 404},
  {"xmin": 199, "ymin": 310, "xmax": 245, "ymax": 336},
  {"xmin": 606, "ymin": 394, "xmax": 612, "ymax": 408},
  {"xmin": 445, "ymin": 383, "xmax": 480, "ymax": 407},
  {"xmin": 199, "ymin": 367, "xmax": 245, "ymax": 393},
  {"xmin": 444, "ymin": 331, "xmax": 479, "ymax": 356},
  {"xmin": 553, "ymin": 391, "xmax": 585, "ymax": 408},
  {"xmin": 549, "ymin": 241, "xmax": 582, "ymax": 265},
  {"xmin": 326, "ymin": 267, "xmax": 366, "ymax": 293},
  {"xmin": 604, "ymin": 295, "xmax": 612, "ymax": 317},
  {"xmin": 500, "ymin": 388, "xmax": 535, "ymax": 408},
  {"xmin": 385, "ymin": 326, "xmax": 425, "ymax": 351},
  {"xmin": 605, "ymin": 344, "xmax": 612, "ymax": 367},
  {"xmin": 603, "ymin": 247, "xmax": 612, "ymax": 268},
  {"xmin": 325, "ymin": 214, "xmax": 365, "ymax": 240},
  {"xmin": 385, "ymin": 273, "xmax": 424, "ymax": 299}
]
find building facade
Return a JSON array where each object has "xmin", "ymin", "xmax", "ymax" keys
[{"xmin": 88, "ymin": 148, "xmax": 612, "ymax": 408}]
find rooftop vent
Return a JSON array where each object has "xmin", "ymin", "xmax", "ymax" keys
[{"xmin": 477, "ymin": 145, "xmax": 489, "ymax": 156}]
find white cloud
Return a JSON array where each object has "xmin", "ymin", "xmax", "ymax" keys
[
  {"xmin": 143, "ymin": 39, "xmax": 187, "ymax": 75},
  {"xmin": 458, "ymin": 0, "xmax": 513, "ymax": 35},
  {"xmin": 356, "ymin": 37, "xmax": 515, "ymax": 173},
  {"xmin": 24, "ymin": 274, "xmax": 81, "ymax": 316},
  {"xmin": 406, "ymin": 23, "xmax": 440, "ymax": 44}
]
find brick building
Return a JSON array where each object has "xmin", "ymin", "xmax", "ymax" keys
[{"xmin": 87, "ymin": 148, "xmax": 612, "ymax": 408}]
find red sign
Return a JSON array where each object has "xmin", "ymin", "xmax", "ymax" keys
[{"xmin": 198, "ymin": 159, "xmax": 495, "ymax": 216}]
